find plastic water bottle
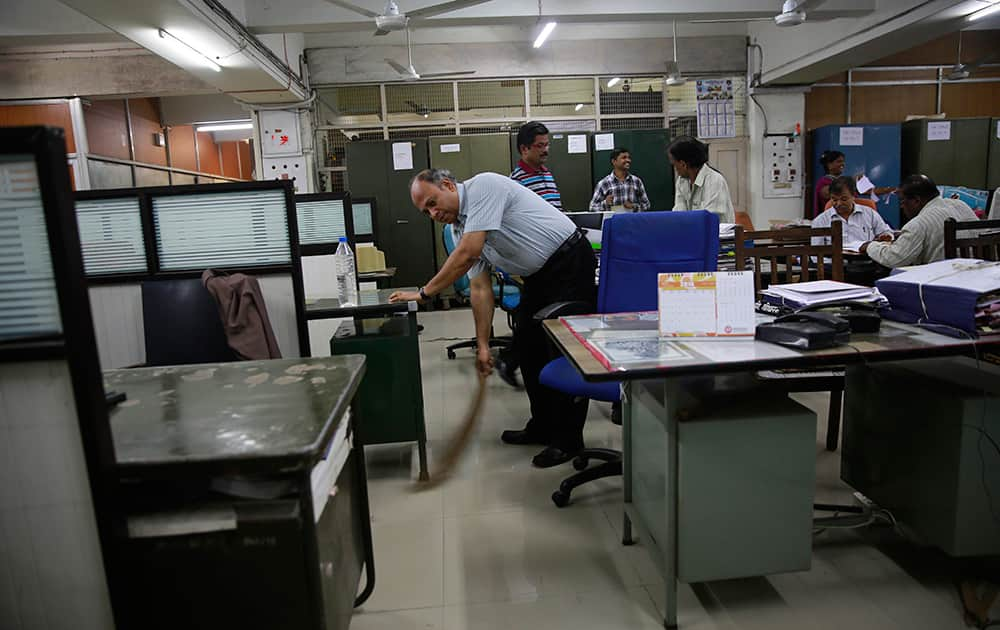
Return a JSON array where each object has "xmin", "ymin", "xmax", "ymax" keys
[{"xmin": 334, "ymin": 237, "xmax": 359, "ymax": 306}]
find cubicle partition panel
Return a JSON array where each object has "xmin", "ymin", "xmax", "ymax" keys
[
  {"xmin": 74, "ymin": 180, "xmax": 309, "ymax": 365},
  {"xmin": 1, "ymin": 127, "xmax": 124, "ymax": 629}
]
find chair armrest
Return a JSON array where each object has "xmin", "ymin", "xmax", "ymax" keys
[{"xmin": 533, "ymin": 300, "xmax": 592, "ymax": 321}]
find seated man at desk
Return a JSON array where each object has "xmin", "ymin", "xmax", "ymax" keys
[
  {"xmin": 669, "ymin": 135, "xmax": 735, "ymax": 223},
  {"xmin": 390, "ymin": 169, "xmax": 597, "ymax": 468},
  {"xmin": 811, "ymin": 176, "xmax": 893, "ymax": 251},
  {"xmin": 859, "ymin": 174, "xmax": 979, "ymax": 267},
  {"xmin": 589, "ymin": 147, "xmax": 650, "ymax": 212}
]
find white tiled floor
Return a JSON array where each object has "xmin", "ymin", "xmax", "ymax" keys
[{"xmin": 351, "ymin": 309, "xmax": 973, "ymax": 630}]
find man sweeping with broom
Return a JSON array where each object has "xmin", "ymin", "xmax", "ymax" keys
[{"xmin": 390, "ymin": 169, "xmax": 597, "ymax": 471}]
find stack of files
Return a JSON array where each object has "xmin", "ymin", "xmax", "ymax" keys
[
  {"xmin": 759, "ymin": 280, "xmax": 887, "ymax": 312},
  {"xmin": 876, "ymin": 258, "xmax": 1000, "ymax": 337},
  {"xmin": 717, "ymin": 223, "xmax": 752, "ymax": 272}
]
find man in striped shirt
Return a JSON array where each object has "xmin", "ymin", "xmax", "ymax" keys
[{"xmin": 510, "ymin": 121, "xmax": 562, "ymax": 210}]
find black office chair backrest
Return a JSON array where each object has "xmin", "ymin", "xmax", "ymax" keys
[{"xmin": 141, "ymin": 278, "xmax": 236, "ymax": 366}]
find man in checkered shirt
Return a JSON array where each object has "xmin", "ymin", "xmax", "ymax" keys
[{"xmin": 588, "ymin": 147, "xmax": 651, "ymax": 212}]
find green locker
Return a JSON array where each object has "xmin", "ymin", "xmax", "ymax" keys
[
  {"xmin": 988, "ymin": 118, "xmax": 1000, "ymax": 192},
  {"xmin": 346, "ymin": 139, "xmax": 436, "ymax": 288},
  {"xmin": 590, "ymin": 129, "xmax": 674, "ymax": 211},
  {"xmin": 901, "ymin": 118, "xmax": 991, "ymax": 190},
  {"xmin": 508, "ymin": 131, "xmax": 594, "ymax": 212},
  {"xmin": 428, "ymin": 134, "xmax": 512, "ymax": 292}
]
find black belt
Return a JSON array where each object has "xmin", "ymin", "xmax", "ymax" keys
[{"xmin": 550, "ymin": 228, "xmax": 586, "ymax": 261}]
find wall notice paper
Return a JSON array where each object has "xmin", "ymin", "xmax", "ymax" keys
[
  {"xmin": 658, "ymin": 271, "xmax": 755, "ymax": 337},
  {"xmin": 440, "ymin": 144, "xmax": 461, "ymax": 154},
  {"xmin": 927, "ymin": 121, "xmax": 951, "ymax": 142},
  {"xmin": 839, "ymin": 127, "xmax": 864, "ymax": 147},
  {"xmin": 856, "ymin": 175, "xmax": 875, "ymax": 194},
  {"xmin": 391, "ymin": 142, "xmax": 414, "ymax": 170},
  {"xmin": 594, "ymin": 133, "xmax": 615, "ymax": 151},
  {"xmin": 567, "ymin": 134, "xmax": 588, "ymax": 154},
  {"xmin": 696, "ymin": 79, "xmax": 737, "ymax": 139}
]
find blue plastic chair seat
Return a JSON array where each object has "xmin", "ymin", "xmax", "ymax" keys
[{"xmin": 540, "ymin": 357, "xmax": 620, "ymax": 402}]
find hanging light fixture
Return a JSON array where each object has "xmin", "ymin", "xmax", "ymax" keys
[{"xmin": 157, "ymin": 28, "xmax": 221, "ymax": 72}]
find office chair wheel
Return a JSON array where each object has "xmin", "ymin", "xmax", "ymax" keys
[
  {"xmin": 551, "ymin": 489, "xmax": 571, "ymax": 508},
  {"xmin": 447, "ymin": 349, "xmax": 456, "ymax": 360},
  {"xmin": 572, "ymin": 456, "xmax": 589, "ymax": 471}
]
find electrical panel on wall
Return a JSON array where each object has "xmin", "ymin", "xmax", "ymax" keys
[
  {"xmin": 262, "ymin": 156, "xmax": 307, "ymax": 193},
  {"xmin": 763, "ymin": 134, "xmax": 802, "ymax": 198},
  {"xmin": 259, "ymin": 110, "xmax": 301, "ymax": 157}
]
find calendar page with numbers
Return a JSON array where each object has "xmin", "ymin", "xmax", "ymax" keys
[{"xmin": 657, "ymin": 271, "xmax": 755, "ymax": 337}]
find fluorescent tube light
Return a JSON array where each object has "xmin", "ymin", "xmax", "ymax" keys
[
  {"xmin": 533, "ymin": 22, "xmax": 557, "ymax": 48},
  {"xmin": 158, "ymin": 28, "xmax": 221, "ymax": 72},
  {"xmin": 607, "ymin": 77, "xmax": 621, "ymax": 88},
  {"xmin": 196, "ymin": 122, "xmax": 253, "ymax": 132},
  {"xmin": 969, "ymin": 2, "xmax": 1000, "ymax": 21},
  {"xmin": 574, "ymin": 103, "xmax": 584, "ymax": 111}
]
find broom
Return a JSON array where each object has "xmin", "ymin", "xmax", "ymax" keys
[{"xmin": 413, "ymin": 372, "xmax": 488, "ymax": 490}]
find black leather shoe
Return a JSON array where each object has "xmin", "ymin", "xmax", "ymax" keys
[
  {"xmin": 500, "ymin": 429, "xmax": 548, "ymax": 446},
  {"xmin": 532, "ymin": 446, "xmax": 580, "ymax": 468},
  {"xmin": 495, "ymin": 355, "xmax": 520, "ymax": 388}
]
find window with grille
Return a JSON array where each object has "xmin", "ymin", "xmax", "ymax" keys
[
  {"xmin": 318, "ymin": 170, "xmax": 347, "ymax": 194},
  {"xmin": 387, "ymin": 126, "xmax": 454, "ymax": 139},
  {"xmin": 459, "ymin": 125, "xmax": 516, "ymax": 136},
  {"xmin": 386, "ymin": 83, "xmax": 454, "ymax": 123},
  {"xmin": 599, "ymin": 77, "xmax": 664, "ymax": 115},
  {"xmin": 316, "ymin": 86, "xmax": 382, "ymax": 127},
  {"xmin": 0, "ymin": 157, "xmax": 61, "ymax": 340},
  {"xmin": 601, "ymin": 117, "xmax": 665, "ymax": 130},
  {"xmin": 458, "ymin": 80, "xmax": 525, "ymax": 121},
  {"xmin": 153, "ymin": 189, "xmax": 290, "ymax": 270},
  {"xmin": 530, "ymin": 78, "xmax": 595, "ymax": 117},
  {"xmin": 76, "ymin": 197, "xmax": 147, "ymax": 276}
]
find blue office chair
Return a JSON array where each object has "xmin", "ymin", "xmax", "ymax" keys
[
  {"xmin": 441, "ymin": 224, "xmax": 521, "ymax": 360},
  {"xmin": 539, "ymin": 211, "xmax": 720, "ymax": 507}
]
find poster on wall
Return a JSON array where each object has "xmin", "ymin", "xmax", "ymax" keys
[{"xmin": 696, "ymin": 79, "xmax": 736, "ymax": 139}]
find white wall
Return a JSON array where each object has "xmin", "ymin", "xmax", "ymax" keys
[{"xmin": 746, "ymin": 89, "xmax": 807, "ymax": 228}]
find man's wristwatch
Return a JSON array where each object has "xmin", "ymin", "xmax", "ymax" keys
[{"xmin": 418, "ymin": 286, "xmax": 429, "ymax": 301}]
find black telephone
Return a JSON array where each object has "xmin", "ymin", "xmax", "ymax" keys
[
  {"xmin": 756, "ymin": 311, "xmax": 851, "ymax": 350},
  {"xmin": 798, "ymin": 300, "xmax": 882, "ymax": 333}
]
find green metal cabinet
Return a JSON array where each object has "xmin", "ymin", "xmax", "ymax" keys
[
  {"xmin": 508, "ymin": 131, "xmax": 594, "ymax": 212},
  {"xmin": 901, "ymin": 118, "xmax": 991, "ymax": 190},
  {"xmin": 591, "ymin": 129, "xmax": 674, "ymax": 211},
  {"xmin": 988, "ymin": 118, "xmax": 1000, "ymax": 192},
  {"xmin": 346, "ymin": 139, "xmax": 435, "ymax": 288}
]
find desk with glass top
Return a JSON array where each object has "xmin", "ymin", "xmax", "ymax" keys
[
  {"xmin": 306, "ymin": 288, "xmax": 428, "ymax": 479},
  {"xmin": 544, "ymin": 313, "xmax": 1000, "ymax": 629},
  {"xmin": 105, "ymin": 356, "xmax": 374, "ymax": 630}
]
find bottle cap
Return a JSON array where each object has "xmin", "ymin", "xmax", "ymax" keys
[{"xmin": 339, "ymin": 236, "xmax": 348, "ymax": 242}]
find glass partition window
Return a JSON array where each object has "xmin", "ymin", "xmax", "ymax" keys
[
  {"xmin": 352, "ymin": 202, "xmax": 374, "ymax": 236},
  {"xmin": 76, "ymin": 198, "xmax": 147, "ymax": 276},
  {"xmin": 153, "ymin": 189, "xmax": 290, "ymax": 270},
  {"xmin": 0, "ymin": 156, "xmax": 62, "ymax": 340},
  {"xmin": 297, "ymin": 199, "xmax": 347, "ymax": 245}
]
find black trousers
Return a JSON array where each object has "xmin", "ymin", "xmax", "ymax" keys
[{"xmin": 513, "ymin": 235, "xmax": 597, "ymax": 452}]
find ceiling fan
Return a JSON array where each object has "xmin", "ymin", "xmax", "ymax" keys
[
  {"xmin": 690, "ymin": 0, "xmax": 826, "ymax": 27},
  {"xmin": 324, "ymin": 0, "xmax": 494, "ymax": 36},
  {"xmin": 385, "ymin": 25, "xmax": 476, "ymax": 80},
  {"xmin": 946, "ymin": 32, "xmax": 1000, "ymax": 80},
  {"xmin": 665, "ymin": 20, "xmax": 686, "ymax": 86}
]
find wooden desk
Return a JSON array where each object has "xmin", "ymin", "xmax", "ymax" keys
[
  {"xmin": 544, "ymin": 314, "xmax": 1000, "ymax": 629},
  {"xmin": 105, "ymin": 356, "xmax": 374, "ymax": 630}
]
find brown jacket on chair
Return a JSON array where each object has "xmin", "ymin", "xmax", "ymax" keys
[{"xmin": 201, "ymin": 269, "xmax": 282, "ymax": 360}]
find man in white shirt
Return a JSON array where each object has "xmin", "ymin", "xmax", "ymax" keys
[
  {"xmin": 389, "ymin": 169, "xmax": 598, "ymax": 468},
  {"xmin": 669, "ymin": 135, "xmax": 735, "ymax": 223},
  {"xmin": 811, "ymin": 176, "xmax": 893, "ymax": 250},
  {"xmin": 860, "ymin": 174, "xmax": 980, "ymax": 268}
]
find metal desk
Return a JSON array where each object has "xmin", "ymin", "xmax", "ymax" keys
[
  {"xmin": 543, "ymin": 314, "xmax": 1000, "ymax": 628},
  {"xmin": 306, "ymin": 288, "xmax": 429, "ymax": 479},
  {"xmin": 105, "ymin": 356, "xmax": 375, "ymax": 630}
]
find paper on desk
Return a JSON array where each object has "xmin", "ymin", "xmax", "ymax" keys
[
  {"xmin": 591, "ymin": 338, "xmax": 688, "ymax": 363},
  {"xmin": 856, "ymin": 176, "xmax": 875, "ymax": 194},
  {"xmin": 567, "ymin": 134, "xmax": 588, "ymax": 154},
  {"xmin": 595, "ymin": 133, "xmax": 615, "ymax": 151},
  {"xmin": 392, "ymin": 142, "xmax": 413, "ymax": 170}
]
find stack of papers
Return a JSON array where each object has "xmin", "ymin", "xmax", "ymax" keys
[
  {"xmin": 760, "ymin": 280, "xmax": 887, "ymax": 311},
  {"xmin": 877, "ymin": 259, "xmax": 1000, "ymax": 337}
]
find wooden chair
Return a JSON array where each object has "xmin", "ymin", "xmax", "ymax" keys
[
  {"xmin": 944, "ymin": 218, "xmax": 1000, "ymax": 261},
  {"xmin": 734, "ymin": 221, "xmax": 846, "ymax": 451},
  {"xmin": 735, "ymin": 211, "xmax": 755, "ymax": 231}
]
